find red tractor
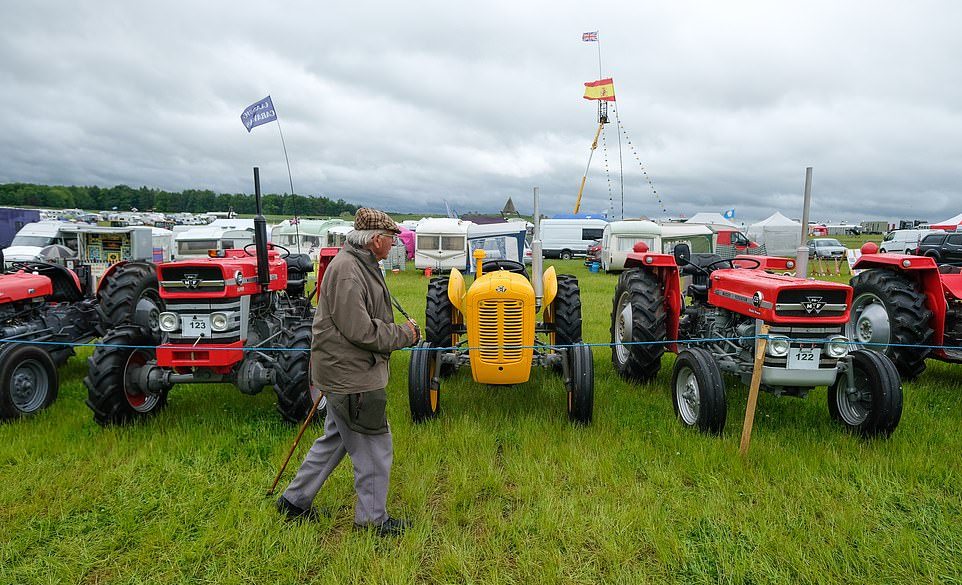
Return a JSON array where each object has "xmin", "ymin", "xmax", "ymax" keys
[
  {"xmin": 0, "ymin": 259, "xmax": 160, "ymax": 420},
  {"xmin": 846, "ymin": 245, "xmax": 962, "ymax": 379},
  {"xmin": 84, "ymin": 169, "xmax": 318, "ymax": 425},
  {"xmin": 610, "ymin": 243, "xmax": 902, "ymax": 437}
]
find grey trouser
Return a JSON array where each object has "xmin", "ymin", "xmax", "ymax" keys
[{"xmin": 282, "ymin": 392, "xmax": 393, "ymax": 525}]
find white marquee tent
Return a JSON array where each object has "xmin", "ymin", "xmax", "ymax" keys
[
  {"xmin": 684, "ymin": 212, "xmax": 737, "ymax": 228},
  {"xmin": 747, "ymin": 212, "xmax": 802, "ymax": 256},
  {"xmin": 931, "ymin": 213, "xmax": 962, "ymax": 231}
]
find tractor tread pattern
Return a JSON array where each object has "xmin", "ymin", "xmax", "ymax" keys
[
  {"xmin": 610, "ymin": 269, "xmax": 667, "ymax": 381},
  {"xmin": 552, "ymin": 275, "xmax": 583, "ymax": 346},
  {"xmin": 274, "ymin": 322, "xmax": 316, "ymax": 423},
  {"xmin": 425, "ymin": 277, "xmax": 454, "ymax": 349},
  {"xmin": 96, "ymin": 262, "xmax": 161, "ymax": 334},
  {"xmin": 84, "ymin": 325, "xmax": 167, "ymax": 426}
]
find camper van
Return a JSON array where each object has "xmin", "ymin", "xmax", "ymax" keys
[
  {"xmin": 415, "ymin": 218, "xmax": 471, "ymax": 271},
  {"xmin": 4, "ymin": 221, "xmax": 76, "ymax": 264},
  {"xmin": 601, "ymin": 221, "xmax": 715, "ymax": 272},
  {"xmin": 270, "ymin": 218, "xmax": 351, "ymax": 259},
  {"xmin": 174, "ymin": 220, "xmax": 255, "ymax": 258},
  {"xmin": 540, "ymin": 218, "xmax": 608, "ymax": 259}
]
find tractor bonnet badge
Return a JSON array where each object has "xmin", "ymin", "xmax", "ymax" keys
[
  {"xmin": 182, "ymin": 274, "xmax": 201, "ymax": 289},
  {"xmin": 802, "ymin": 296, "xmax": 825, "ymax": 314},
  {"xmin": 495, "ymin": 285, "xmax": 507, "ymax": 293}
]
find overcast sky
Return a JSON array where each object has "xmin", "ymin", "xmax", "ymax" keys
[{"xmin": 3, "ymin": 0, "xmax": 962, "ymax": 223}]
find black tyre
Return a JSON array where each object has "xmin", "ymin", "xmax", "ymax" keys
[
  {"xmin": 610, "ymin": 269, "xmax": 667, "ymax": 382},
  {"xmin": 96, "ymin": 262, "xmax": 164, "ymax": 334},
  {"xmin": 560, "ymin": 250, "xmax": 573, "ymax": 260},
  {"xmin": 847, "ymin": 269, "xmax": 933, "ymax": 380},
  {"xmin": 671, "ymin": 347, "xmax": 727, "ymax": 435},
  {"xmin": 273, "ymin": 321, "xmax": 323, "ymax": 423},
  {"xmin": 408, "ymin": 341, "xmax": 441, "ymax": 423},
  {"xmin": 85, "ymin": 325, "xmax": 168, "ymax": 426},
  {"xmin": 566, "ymin": 343, "xmax": 594, "ymax": 425},
  {"xmin": 0, "ymin": 344, "xmax": 58, "ymax": 419},
  {"xmin": 828, "ymin": 350, "xmax": 903, "ymax": 438},
  {"xmin": 425, "ymin": 277, "xmax": 459, "ymax": 376},
  {"xmin": 547, "ymin": 274, "xmax": 583, "ymax": 347}
]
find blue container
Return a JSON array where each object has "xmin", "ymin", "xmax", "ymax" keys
[{"xmin": 588, "ymin": 262, "xmax": 600, "ymax": 273}]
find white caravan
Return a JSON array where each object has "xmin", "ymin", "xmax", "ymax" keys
[
  {"xmin": 602, "ymin": 221, "xmax": 716, "ymax": 272},
  {"xmin": 415, "ymin": 218, "xmax": 471, "ymax": 271}
]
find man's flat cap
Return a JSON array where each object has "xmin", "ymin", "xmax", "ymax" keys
[{"xmin": 354, "ymin": 208, "xmax": 401, "ymax": 233}]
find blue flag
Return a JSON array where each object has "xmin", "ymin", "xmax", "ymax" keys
[
  {"xmin": 241, "ymin": 96, "xmax": 277, "ymax": 132},
  {"xmin": 723, "ymin": 208, "xmax": 736, "ymax": 219}
]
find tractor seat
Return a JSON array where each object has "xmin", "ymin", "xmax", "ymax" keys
[
  {"xmin": 482, "ymin": 259, "xmax": 528, "ymax": 278},
  {"xmin": 284, "ymin": 253, "xmax": 315, "ymax": 274},
  {"xmin": 688, "ymin": 253, "xmax": 726, "ymax": 271}
]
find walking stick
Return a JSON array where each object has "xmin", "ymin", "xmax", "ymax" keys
[{"xmin": 267, "ymin": 389, "xmax": 324, "ymax": 496}]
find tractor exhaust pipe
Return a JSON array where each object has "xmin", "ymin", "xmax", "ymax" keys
[
  {"xmin": 532, "ymin": 186, "xmax": 543, "ymax": 312},
  {"xmin": 252, "ymin": 167, "xmax": 270, "ymax": 291}
]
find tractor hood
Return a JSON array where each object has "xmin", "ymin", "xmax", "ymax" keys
[
  {"xmin": 156, "ymin": 249, "xmax": 287, "ymax": 299},
  {"xmin": 708, "ymin": 269, "xmax": 852, "ymax": 325},
  {"xmin": 0, "ymin": 271, "xmax": 53, "ymax": 304}
]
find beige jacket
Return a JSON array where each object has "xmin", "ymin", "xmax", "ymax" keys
[{"xmin": 310, "ymin": 242, "xmax": 413, "ymax": 394}]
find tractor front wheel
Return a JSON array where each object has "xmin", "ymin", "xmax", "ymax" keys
[
  {"xmin": 828, "ymin": 350, "xmax": 902, "ymax": 438},
  {"xmin": 0, "ymin": 344, "xmax": 58, "ymax": 419},
  {"xmin": 566, "ymin": 343, "xmax": 594, "ymax": 425},
  {"xmin": 671, "ymin": 347, "xmax": 727, "ymax": 435},
  {"xmin": 408, "ymin": 341, "xmax": 441, "ymax": 423},
  {"xmin": 273, "ymin": 322, "xmax": 321, "ymax": 424},
  {"xmin": 85, "ymin": 325, "xmax": 168, "ymax": 426},
  {"xmin": 97, "ymin": 262, "xmax": 164, "ymax": 334},
  {"xmin": 610, "ymin": 269, "xmax": 667, "ymax": 382}
]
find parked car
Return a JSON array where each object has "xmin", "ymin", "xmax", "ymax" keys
[
  {"xmin": 916, "ymin": 232, "xmax": 962, "ymax": 264},
  {"xmin": 808, "ymin": 238, "xmax": 847, "ymax": 259},
  {"xmin": 879, "ymin": 229, "xmax": 943, "ymax": 254},
  {"xmin": 584, "ymin": 239, "xmax": 602, "ymax": 266}
]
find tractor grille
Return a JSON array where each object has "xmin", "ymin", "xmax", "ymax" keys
[
  {"xmin": 765, "ymin": 325, "xmax": 843, "ymax": 369},
  {"xmin": 478, "ymin": 299, "xmax": 524, "ymax": 363},
  {"xmin": 774, "ymin": 289, "xmax": 847, "ymax": 317},
  {"xmin": 166, "ymin": 298, "xmax": 242, "ymax": 344},
  {"xmin": 159, "ymin": 266, "xmax": 226, "ymax": 292}
]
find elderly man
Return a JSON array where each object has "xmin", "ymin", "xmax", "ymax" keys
[{"xmin": 277, "ymin": 208, "xmax": 418, "ymax": 537}]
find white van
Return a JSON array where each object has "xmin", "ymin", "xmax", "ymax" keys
[
  {"xmin": 4, "ymin": 221, "xmax": 78, "ymax": 263},
  {"xmin": 879, "ymin": 229, "xmax": 943, "ymax": 254},
  {"xmin": 540, "ymin": 218, "xmax": 608, "ymax": 259},
  {"xmin": 415, "ymin": 218, "xmax": 471, "ymax": 271}
]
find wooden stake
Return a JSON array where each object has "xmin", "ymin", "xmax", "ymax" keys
[{"xmin": 739, "ymin": 323, "xmax": 770, "ymax": 457}]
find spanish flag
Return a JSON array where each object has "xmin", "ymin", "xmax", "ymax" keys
[{"xmin": 583, "ymin": 78, "xmax": 615, "ymax": 101}]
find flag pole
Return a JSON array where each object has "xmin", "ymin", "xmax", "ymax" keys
[
  {"xmin": 274, "ymin": 115, "xmax": 302, "ymax": 254},
  {"xmin": 596, "ymin": 31, "xmax": 603, "ymax": 78}
]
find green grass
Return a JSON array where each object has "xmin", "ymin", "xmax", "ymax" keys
[{"xmin": 4, "ymin": 260, "xmax": 962, "ymax": 583}]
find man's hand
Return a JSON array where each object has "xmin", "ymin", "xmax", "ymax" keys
[{"xmin": 404, "ymin": 319, "xmax": 421, "ymax": 346}]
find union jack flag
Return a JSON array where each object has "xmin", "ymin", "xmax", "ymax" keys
[
  {"xmin": 582, "ymin": 31, "xmax": 598, "ymax": 42},
  {"xmin": 290, "ymin": 216, "xmax": 299, "ymax": 225}
]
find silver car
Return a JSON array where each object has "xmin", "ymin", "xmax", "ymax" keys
[{"xmin": 808, "ymin": 238, "xmax": 847, "ymax": 259}]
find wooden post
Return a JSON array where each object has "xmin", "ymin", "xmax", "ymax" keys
[{"xmin": 739, "ymin": 323, "xmax": 770, "ymax": 457}]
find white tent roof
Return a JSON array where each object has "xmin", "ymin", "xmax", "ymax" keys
[
  {"xmin": 750, "ymin": 211, "xmax": 801, "ymax": 228},
  {"xmin": 685, "ymin": 212, "xmax": 737, "ymax": 228},
  {"xmin": 932, "ymin": 213, "xmax": 962, "ymax": 227}
]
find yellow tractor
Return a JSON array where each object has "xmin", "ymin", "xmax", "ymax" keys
[{"xmin": 408, "ymin": 190, "xmax": 594, "ymax": 424}]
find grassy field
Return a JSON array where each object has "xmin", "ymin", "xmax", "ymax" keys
[{"xmin": 3, "ymin": 258, "xmax": 962, "ymax": 584}]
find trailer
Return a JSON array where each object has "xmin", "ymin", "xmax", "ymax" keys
[
  {"xmin": 0, "ymin": 208, "xmax": 42, "ymax": 248},
  {"xmin": 415, "ymin": 218, "xmax": 471, "ymax": 272}
]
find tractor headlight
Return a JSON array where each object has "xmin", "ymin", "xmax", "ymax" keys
[
  {"xmin": 210, "ymin": 312, "xmax": 230, "ymax": 331},
  {"xmin": 825, "ymin": 336, "xmax": 850, "ymax": 358},
  {"xmin": 159, "ymin": 312, "xmax": 179, "ymax": 332},
  {"xmin": 785, "ymin": 260, "xmax": 795, "ymax": 269},
  {"xmin": 767, "ymin": 336, "xmax": 791, "ymax": 357}
]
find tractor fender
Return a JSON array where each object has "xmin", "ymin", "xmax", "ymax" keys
[
  {"xmin": 542, "ymin": 266, "xmax": 558, "ymax": 309},
  {"xmin": 95, "ymin": 260, "xmax": 155, "ymax": 296},
  {"xmin": 447, "ymin": 268, "xmax": 466, "ymax": 313},
  {"xmin": 623, "ymin": 252, "xmax": 682, "ymax": 346}
]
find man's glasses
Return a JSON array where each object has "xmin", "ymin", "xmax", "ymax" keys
[{"xmin": 379, "ymin": 233, "xmax": 400, "ymax": 244}]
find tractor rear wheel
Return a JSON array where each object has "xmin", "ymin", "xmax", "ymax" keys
[
  {"xmin": 847, "ymin": 269, "xmax": 933, "ymax": 380},
  {"xmin": 85, "ymin": 325, "xmax": 168, "ymax": 426},
  {"xmin": 671, "ymin": 347, "xmax": 727, "ymax": 435},
  {"xmin": 0, "ymin": 344, "xmax": 58, "ymax": 419},
  {"xmin": 610, "ymin": 269, "xmax": 667, "ymax": 382},
  {"xmin": 547, "ymin": 275, "xmax": 583, "ymax": 347},
  {"xmin": 97, "ymin": 262, "xmax": 164, "ymax": 334},
  {"xmin": 828, "ymin": 350, "xmax": 903, "ymax": 438},
  {"xmin": 273, "ymin": 322, "xmax": 321, "ymax": 424},
  {"xmin": 566, "ymin": 343, "xmax": 594, "ymax": 425},
  {"xmin": 408, "ymin": 341, "xmax": 441, "ymax": 423},
  {"xmin": 425, "ymin": 277, "xmax": 458, "ymax": 376}
]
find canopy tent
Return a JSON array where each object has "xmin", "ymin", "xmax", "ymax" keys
[
  {"xmin": 931, "ymin": 213, "xmax": 962, "ymax": 231},
  {"xmin": 684, "ymin": 212, "xmax": 737, "ymax": 228},
  {"xmin": 398, "ymin": 226, "xmax": 415, "ymax": 259},
  {"xmin": 747, "ymin": 212, "xmax": 802, "ymax": 257}
]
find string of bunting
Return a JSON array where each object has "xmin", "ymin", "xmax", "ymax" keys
[
  {"xmin": 601, "ymin": 125, "xmax": 614, "ymax": 217},
  {"xmin": 612, "ymin": 101, "xmax": 668, "ymax": 216}
]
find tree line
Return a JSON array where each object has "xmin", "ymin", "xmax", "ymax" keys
[{"xmin": 0, "ymin": 183, "xmax": 360, "ymax": 217}]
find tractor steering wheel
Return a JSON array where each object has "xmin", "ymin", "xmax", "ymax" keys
[
  {"xmin": 702, "ymin": 257, "xmax": 762, "ymax": 271},
  {"xmin": 243, "ymin": 242, "xmax": 290, "ymax": 259}
]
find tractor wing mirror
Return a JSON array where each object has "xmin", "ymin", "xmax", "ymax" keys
[{"xmin": 673, "ymin": 243, "xmax": 691, "ymax": 265}]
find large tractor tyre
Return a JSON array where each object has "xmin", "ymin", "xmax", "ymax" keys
[
  {"xmin": 85, "ymin": 325, "xmax": 168, "ymax": 426},
  {"xmin": 408, "ymin": 341, "xmax": 441, "ymax": 423},
  {"xmin": 847, "ymin": 269, "xmax": 933, "ymax": 380},
  {"xmin": 548, "ymin": 275, "xmax": 583, "ymax": 347},
  {"xmin": 425, "ymin": 276, "xmax": 459, "ymax": 376},
  {"xmin": 0, "ymin": 344, "xmax": 59, "ymax": 419},
  {"xmin": 273, "ymin": 322, "xmax": 322, "ymax": 424},
  {"xmin": 671, "ymin": 347, "xmax": 727, "ymax": 435},
  {"xmin": 566, "ymin": 343, "xmax": 594, "ymax": 425},
  {"xmin": 828, "ymin": 350, "xmax": 903, "ymax": 438},
  {"xmin": 610, "ymin": 269, "xmax": 667, "ymax": 382},
  {"xmin": 96, "ymin": 262, "xmax": 164, "ymax": 335}
]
